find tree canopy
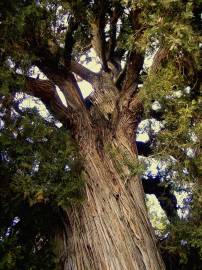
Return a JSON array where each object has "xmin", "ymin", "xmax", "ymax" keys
[{"xmin": 0, "ymin": 0, "xmax": 201, "ymax": 269}]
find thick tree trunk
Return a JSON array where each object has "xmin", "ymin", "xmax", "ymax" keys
[
  {"xmin": 31, "ymin": 60, "xmax": 165, "ymax": 269},
  {"xmin": 55, "ymin": 132, "xmax": 165, "ymax": 270},
  {"xmin": 26, "ymin": 70, "xmax": 165, "ymax": 269}
]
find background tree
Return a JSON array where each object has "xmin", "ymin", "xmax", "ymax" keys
[{"xmin": 0, "ymin": 0, "xmax": 201, "ymax": 269}]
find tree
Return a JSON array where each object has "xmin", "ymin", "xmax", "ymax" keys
[{"xmin": 0, "ymin": 0, "xmax": 201, "ymax": 269}]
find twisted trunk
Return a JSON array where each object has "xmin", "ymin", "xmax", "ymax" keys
[
  {"xmin": 55, "ymin": 128, "xmax": 165, "ymax": 270},
  {"xmin": 25, "ymin": 61, "xmax": 165, "ymax": 270}
]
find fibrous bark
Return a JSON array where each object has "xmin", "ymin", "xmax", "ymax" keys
[
  {"xmin": 23, "ymin": 50, "xmax": 166, "ymax": 270},
  {"xmin": 55, "ymin": 133, "xmax": 165, "ymax": 270},
  {"xmin": 14, "ymin": 3, "xmax": 169, "ymax": 268}
]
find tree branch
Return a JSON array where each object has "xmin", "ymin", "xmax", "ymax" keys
[
  {"xmin": 24, "ymin": 77, "xmax": 73, "ymax": 127},
  {"xmin": 108, "ymin": 4, "xmax": 123, "ymax": 60},
  {"xmin": 107, "ymin": 4, "xmax": 124, "ymax": 80},
  {"xmin": 21, "ymin": 14, "xmax": 88, "ymax": 112},
  {"xmin": 90, "ymin": 1, "xmax": 109, "ymax": 72},
  {"xmin": 23, "ymin": 75, "xmax": 92, "ymax": 143},
  {"xmin": 35, "ymin": 61, "xmax": 88, "ymax": 111},
  {"xmin": 62, "ymin": 18, "xmax": 99, "ymax": 84},
  {"xmin": 91, "ymin": 21, "xmax": 109, "ymax": 72},
  {"xmin": 70, "ymin": 60, "xmax": 99, "ymax": 84},
  {"xmin": 150, "ymin": 47, "xmax": 169, "ymax": 73},
  {"xmin": 122, "ymin": 51, "xmax": 144, "ymax": 90},
  {"xmin": 121, "ymin": 7, "xmax": 144, "ymax": 90},
  {"xmin": 114, "ymin": 8, "xmax": 145, "ymax": 121},
  {"xmin": 64, "ymin": 16, "xmax": 79, "ymax": 67}
]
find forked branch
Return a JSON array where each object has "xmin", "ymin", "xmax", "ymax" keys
[{"xmin": 24, "ymin": 77, "xmax": 74, "ymax": 127}]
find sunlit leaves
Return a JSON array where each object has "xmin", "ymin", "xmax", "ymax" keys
[
  {"xmin": 0, "ymin": 109, "xmax": 84, "ymax": 208},
  {"xmin": 131, "ymin": 0, "xmax": 201, "ymax": 62}
]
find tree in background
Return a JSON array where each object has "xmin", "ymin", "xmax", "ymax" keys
[{"xmin": 0, "ymin": 0, "xmax": 201, "ymax": 269}]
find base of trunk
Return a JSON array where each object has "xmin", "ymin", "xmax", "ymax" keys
[{"xmin": 55, "ymin": 149, "xmax": 165, "ymax": 270}]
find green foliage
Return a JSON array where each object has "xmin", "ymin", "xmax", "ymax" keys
[
  {"xmin": 0, "ymin": 109, "xmax": 84, "ymax": 208},
  {"xmin": 138, "ymin": 2, "xmax": 202, "ymax": 268},
  {"xmin": 141, "ymin": 63, "xmax": 185, "ymax": 109},
  {"xmin": 141, "ymin": 58, "xmax": 201, "ymax": 183},
  {"xmin": 160, "ymin": 188, "xmax": 202, "ymax": 268},
  {"xmin": 0, "ymin": 106, "xmax": 84, "ymax": 269},
  {"xmin": 0, "ymin": 204, "xmax": 59, "ymax": 270},
  {"xmin": 132, "ymin": 0, "xmax": 201, "ymax": 60},
  {"xmin": 0, "ymin": 0, "xmax": 201, "ymax": 269}
]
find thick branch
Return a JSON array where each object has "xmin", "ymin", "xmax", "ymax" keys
[
  {"xmin": 24, "ymin": 77, "xmax": 73, "ymax": 127},
  {"xmin": 150, "ymin": 47, "xmax": 169, "ymax": 73},
  {"xmin": 21, "ymin": 15, "xmax": 87, "ymax": 112},
  {"xmin": 114, "ymin": 9, "xmax": 146, "ymax": 123},
  {"xmin": 121, "ymin": 8, "xmax": 144, "ymax": 90},
  {"xmin": 108, "ymin": 4, "xmax": 123, "ymax": 60},
  {"xmin": 122, "ymin": 51, "xmax": 144, "ymax": 90},
  {"xmin": 64, "ymin": 17, "xmax": 79, "ymax": 67},
  {"xmin": 91, "ymin": 21, "xmax": 109, "ymax": 71},
  {"xmin": 24, "ymin": 76, "xmax": 92, "ymax": 145},
  {"xmin": 107, "ymin": 5, "xmax": 124, "ymax": 80},
  {"xmin": 35, "ymin": 61, "xmax": 87, "ymax": 112},
  {"xmin": 62, "ymin": 24, "xmax": 99, "ymax": 84},
  {"xmin": 90, "ymin": 1, "xmax": 109, "ymax": 72},
  {"xmin": 25, "ymin": 77, "xmax": 55, "ymax": 103},
  {"xmin": 70, "ymin": 60, "xmax": 99, "ymax": 84}
]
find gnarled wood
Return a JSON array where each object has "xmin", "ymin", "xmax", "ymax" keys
[
  {"xmin": 24, "ymin": 72, "xmax": 165, "ymax": 270},
  {"xmin": 56, "ymin": 135, "xmax": 165, "ymax": 270},
  {"xmin": 17, "ymin": 4, "xmax": 167, "ymax": 268}
]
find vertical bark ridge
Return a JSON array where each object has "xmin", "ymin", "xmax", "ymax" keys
[
  {"xmin": 57, "ymin": 141, "xmax": 165, "ymax": 270},
  {"xmin": 26, "ymin": 73, "xmax": 165, "ymax": 270}
]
